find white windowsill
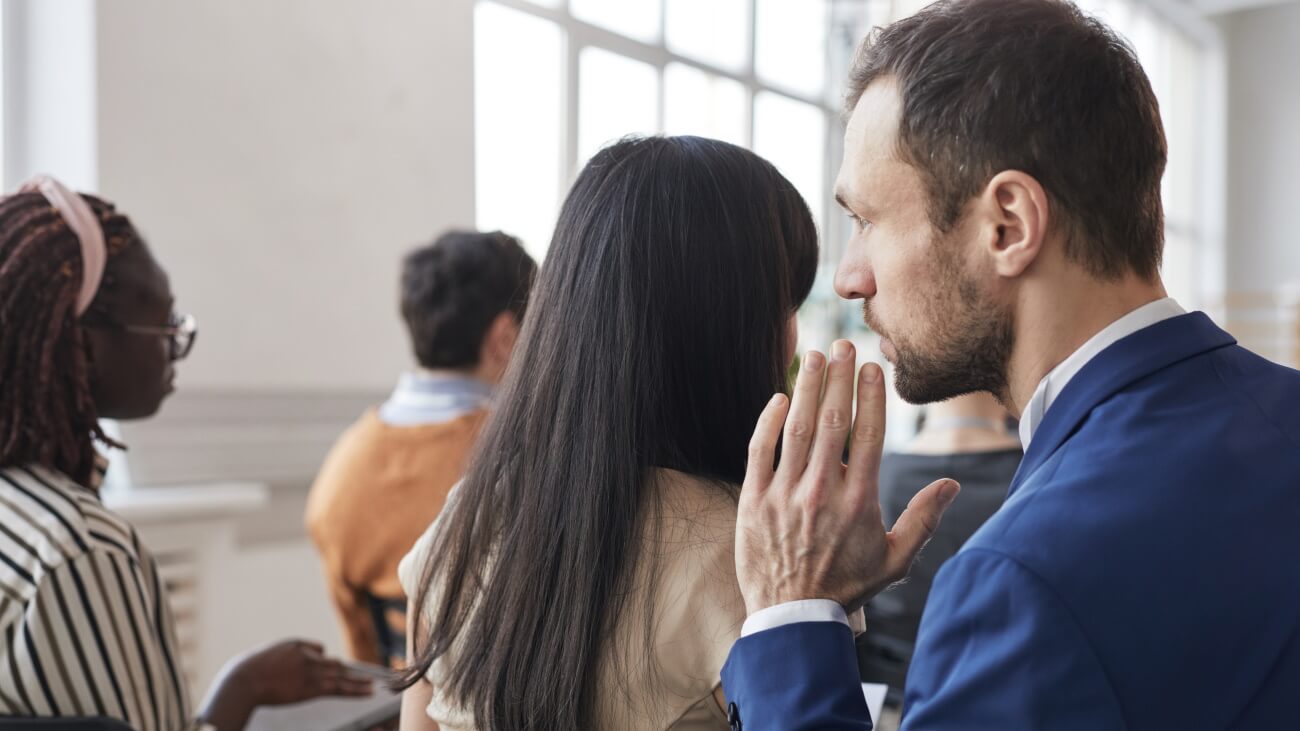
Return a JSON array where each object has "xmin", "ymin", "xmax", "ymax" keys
[{"xmin": 102, "ymin": 482, "xmax": 269, "ymax": 525}]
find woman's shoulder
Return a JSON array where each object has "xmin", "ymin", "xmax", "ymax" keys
[
  {"xmin": 651, "ymin": 468, "xmax": 739, "ymax": 544},
  {"xmin": 397, "ymin": 481, "xmax": 463, "ymax": 599},
  {"xmin": 0, "ymin": 464, "xmax": 145, "ymax": 566},
  {"xmin": 628, "ymin": 471, "xmax": 746, "ymax": 707},
  {"xmin": 646, "ymin": 468, "xmax": 741, "ymax": 582}
]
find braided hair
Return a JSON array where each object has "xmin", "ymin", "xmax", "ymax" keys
[{"xmin": 0, "ymin": 191, "xmax": 141, "ymax": 485}]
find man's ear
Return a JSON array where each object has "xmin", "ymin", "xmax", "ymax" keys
[
  {"xmin": 480, "ymin": 311, "xmax": 520, "ymax": 370},
  {"xmin": 971, "ymin": 170, "xmax": 1050, "ymax": 278}
]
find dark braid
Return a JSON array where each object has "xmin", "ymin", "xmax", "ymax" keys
[{"xmin": 0, "ymin": 191, "xmax": 140, "ymax": 485}]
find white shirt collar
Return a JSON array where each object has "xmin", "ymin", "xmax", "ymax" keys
[{"xmin": 1018, "ymin": 297, "xmax": 1186, "ymax": 450}]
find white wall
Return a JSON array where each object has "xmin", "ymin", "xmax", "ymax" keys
[
  {"xmin": 84, "ymin": 3, "xmax": 481, "ymax": 688},
  {"xmin": 1223, "ymin": 2, "xmax": 1300, "ymax": 294},
  {"xmin": 208, "ymin": 541, "xmax": 341, "ymax": 690},
  {"xmin": 96, "ymin": 0, "xmax": 476, "ymax": 392}
]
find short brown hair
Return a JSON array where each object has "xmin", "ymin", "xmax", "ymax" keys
[{"xmin": 847, "ymin": 0, "xmax": 1167, "ymax": 280}]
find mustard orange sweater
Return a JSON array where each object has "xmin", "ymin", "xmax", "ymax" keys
[{"xmin": 305, "ymin": 408, "xmax": 487, "ymax": 664}]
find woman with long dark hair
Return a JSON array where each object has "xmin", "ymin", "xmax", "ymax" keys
[{"xmin": 396, "ymin": 136, "xmax": 826, "ymax": 730}]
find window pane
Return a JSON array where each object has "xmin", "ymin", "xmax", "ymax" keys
[
  {"xmin": 753, "ymin": 92, "xmax": 826, "ymax": 232},
  {"xmin": 578, "ymin": 47, "xmax": 660, "ymax": 166},
  {"xmin": 1162, "ymin": 228, "xmax": 1196, "ymax": 307},
  {"xmin": 1076, "ymin": 0, "xmax": 1135, "ymax": 32},
  {"xmin": 664, "ymin": 63, "xmax": 748, "ymax": 146},
  {"xmin": 1127, "ymin": 7, "xmax": 1167, "ymax": 98},
  {"xmin": 755, "ymin": 0, "xmax": 828, "ymax": 98},
  {"xmin": 475, "ymin": 3, "xmax": 564, "ymax": 261},
  {"xmin": 0, "ymin": 5, "xmax": 4, "ymax": 186},
  {"xmin": 571, "ymin": 0, "xmax": 662, "ymax": 44},
  {"xmin": 665, "ymin": 0, "xmax": 749, "ymax": 73},
  {"xmin": 1162, "ymin": 30, "xmax": 1201, "ymax": 227},
  {"xmin": 888, "ymin": 0, "xmax": 933, "ymax": 20}
]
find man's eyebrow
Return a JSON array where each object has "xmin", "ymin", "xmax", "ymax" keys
[{"xmin": 835, "ymin": 191, "xmax": 872, "ymax": 217}]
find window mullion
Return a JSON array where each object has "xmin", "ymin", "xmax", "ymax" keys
[
  {"xmin": 746, "ymin": 0, "xmax": 759, "ymax": 147},
  {"xmin": 564, "ymin": 32, "xmax": 581, "ymax": 183}
]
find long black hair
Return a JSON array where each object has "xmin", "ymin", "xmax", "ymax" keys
[{"xmin": 398, "ymin": 136, "xmax": 818, "ymax": 730}]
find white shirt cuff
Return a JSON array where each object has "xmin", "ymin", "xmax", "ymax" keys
[{"xmin": 741, "ymin": 599, "xmax": 850, "ymax": 637}]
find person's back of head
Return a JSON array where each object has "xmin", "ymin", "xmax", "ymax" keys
[
  {"xmin": 399, "ymin": 135, "xmax": 818, "ymax": 730},
  {"xmin": 307, "ymin": 234, "xmax": 534, "ymax": 667},
  {"xmin": 400, "ymin": 230, "xmax": 536, "ymax": 384}
]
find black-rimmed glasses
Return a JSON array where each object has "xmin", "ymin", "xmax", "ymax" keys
[{"xmin": 86, "ymin": 312, "xmax": 198, "ymax": 362}]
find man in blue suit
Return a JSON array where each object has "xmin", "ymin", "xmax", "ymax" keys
[{"xmin": 720, "ymin": 0, "xmax": 1300, "ymax": 729}]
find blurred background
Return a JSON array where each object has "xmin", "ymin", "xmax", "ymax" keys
[{"xmin": 3, "ymin": 0, "xmax": 1295, "ymax": 699}]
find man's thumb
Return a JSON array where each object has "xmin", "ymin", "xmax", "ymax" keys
[{"xmin": 886, "ymin": 479, "xmax": 960, "ymax": 577}]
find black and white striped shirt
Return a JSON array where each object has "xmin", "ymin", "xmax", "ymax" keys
[{"xmin": 0, "ymin": 464, "xmax": 201, "ymax": 730}]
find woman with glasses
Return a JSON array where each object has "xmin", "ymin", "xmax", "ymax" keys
[{"xmin": 0, "ymin": 177, "xmax": 370, "ymax": 729}]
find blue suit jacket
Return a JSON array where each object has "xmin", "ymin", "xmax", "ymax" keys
[{"xmin": 721, "ymin": 313, "xmax": 1300, "ymax": 730}]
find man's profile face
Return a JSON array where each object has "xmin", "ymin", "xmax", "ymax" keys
[{"xmin": 832, "ymin": 78, "xmax": 1013, "ymax": 404}]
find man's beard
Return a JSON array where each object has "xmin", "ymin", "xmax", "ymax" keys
[{"xmin": 864, "ymin": 248, "xmax": 1015, "ymax": 405}]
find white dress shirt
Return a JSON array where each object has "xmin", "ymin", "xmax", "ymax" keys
[
  {"xmin": 741, "ymin": 297, "xmax": 1186, "ymax": 637},
  {"xmin": 1017, "ymin": 297, "xmax": 1185, "ymax": 450}
]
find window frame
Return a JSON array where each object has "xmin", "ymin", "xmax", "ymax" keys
[{"xmin": 475, "ymin": 0, "xmax": 846, "ymax": 251}]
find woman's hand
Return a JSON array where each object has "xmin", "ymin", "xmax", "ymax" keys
[
  {"xmin": 200, "ymin": 639, "xmax": 373, "ymax": 730},
  {"xmin": 236, "ymin": 639, "xmax": 374, "ymax": 706}
]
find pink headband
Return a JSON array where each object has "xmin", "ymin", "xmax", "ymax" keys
[{"xmin": 19, "ymin": 175, "xmax": 107, "ymax": 317}]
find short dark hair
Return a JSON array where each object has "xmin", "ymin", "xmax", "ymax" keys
[
  {"xmin": 846, "ymin": 0, "xmax": 1167, "ymax": 280},
  {"xmin": 400, "ymin": 230, "xmax": 536, "ymax": 369}
]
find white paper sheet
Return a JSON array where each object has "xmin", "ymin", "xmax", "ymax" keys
[
  {"xmin": 862, "ymin": 682, "xmax": 889, "ymax": 725},
  {"xmin": 245, "ymin": 662, "xmax": 401, "ymax": 731}
]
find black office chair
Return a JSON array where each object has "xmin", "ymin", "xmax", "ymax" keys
[
  {"xmin": 365, "ymin": 592, "xmax": 408, "ymax": 668},
  {"xmin": 0, "ymin": 717, "xmax": 137, "ymax": 730}
]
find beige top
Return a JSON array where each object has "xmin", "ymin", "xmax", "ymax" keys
[{"xmin": 398, "ymin": 469, "xmax": 744, "ymax": 730}]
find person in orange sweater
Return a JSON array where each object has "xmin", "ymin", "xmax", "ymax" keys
[{"xmin": 305, "ymin": 230, "xmax": 536, "ymax": 667}]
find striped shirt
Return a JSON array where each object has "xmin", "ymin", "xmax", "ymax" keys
[{"xmin": 0, "ymin": 464, "xmax": 200, "ymax": 730}]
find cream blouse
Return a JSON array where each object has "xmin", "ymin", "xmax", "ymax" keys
[{"xmin": 399, "ymin": 469, "xmax": 864, "ymax": 730}]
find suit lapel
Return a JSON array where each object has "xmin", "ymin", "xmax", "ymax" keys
[{"xmin": 1008, "ymin": 312, "xmax": 1237, "ymax": 497}]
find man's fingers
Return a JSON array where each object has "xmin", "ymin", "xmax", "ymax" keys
[
  {"xmin": 778, "ymin": 350, "xmax": 827, "ymax": 480},
  {"xmin": 846, "ymin": 362, "xmax": 887, "ymax": 497},
  {"xmin": 885, "ymin": 478, "xmax": 960, "ymax": 580},
  {"xmin": 745, "ymin": 392, "xmax": 790, "ymax": 496},
  {"xmin": 808, "ymin": 340, "xmax": 856, "ymax": 475}
]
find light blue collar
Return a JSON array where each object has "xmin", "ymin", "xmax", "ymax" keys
[{"xmin": 377, "ymin": 371, "xmax": 493, "ymax": 426}]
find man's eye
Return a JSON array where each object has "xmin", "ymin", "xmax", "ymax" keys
[{"xmin": 846, "ymin": 212, "xmax": 871, "ymax": 231}]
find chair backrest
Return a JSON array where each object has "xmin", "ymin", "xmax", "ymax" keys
[
  {"xmin": 365, "ymin": 592, "xmax": 408, "ymax": 668},
  {"xmin": 0, "ymin": 717, "xmax": 137, "ymax": 730}
]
